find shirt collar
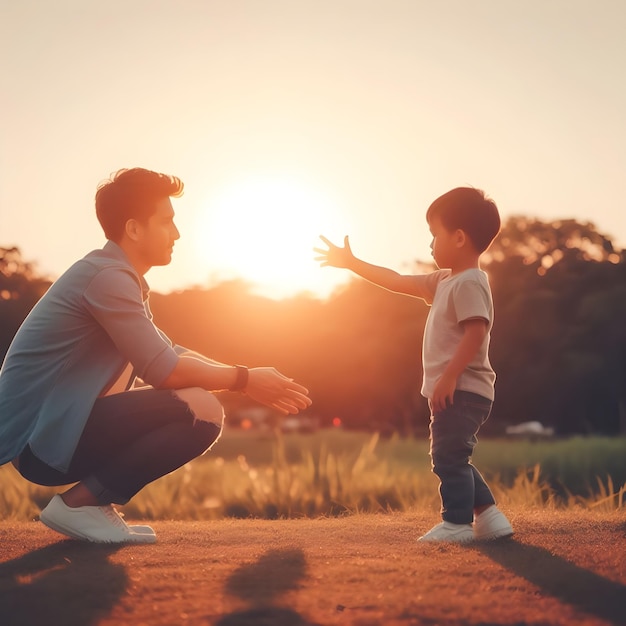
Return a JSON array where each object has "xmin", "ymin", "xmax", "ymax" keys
[{"xmin": 102, "ymin": 240, "xmax": 150, "ymax": 300}]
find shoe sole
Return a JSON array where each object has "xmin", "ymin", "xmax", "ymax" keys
[
  {"xmin": 474, "ymin": 529, "xmax": 514, "ymax": 541},
  {"xmin": 40, "ymin": 513, "xmax": 156, "ymax": 544},
  {"xmin": 129, "ymin": 524, "xmax": 156, "ymax": 536},
  {"xmin": 418, "ymin": 534, "xmax": 475, "ymax": 543}
]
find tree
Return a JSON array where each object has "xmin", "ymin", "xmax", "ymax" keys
[
  {"xmin": 486, "ymin": 217, "xmax": 626, "ymax": 434},
  {"xmin": 485, "ymin": 216, "xmax": 623, "ymax": 274},
  {"xmin": 0, "ymin": 247, "xmax": 51, "ymax": 357}
]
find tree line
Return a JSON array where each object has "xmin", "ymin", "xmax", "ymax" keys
[{"xmin": 1, "ymin": 216, "xmax": 625, "ymax": 436}]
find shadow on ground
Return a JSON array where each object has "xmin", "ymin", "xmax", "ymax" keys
[
  {"xmin": 216, "ymin": 547, "xmax": 319, "ymax": 626},
  {"xmin": 0, "ymin": 540, "xmax": 127, "ymax": 626},
  {"xmin": 472, "ymin": 538, "xmax": 626, "ymax": 626}
]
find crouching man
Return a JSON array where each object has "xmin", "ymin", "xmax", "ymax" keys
[{"xmin": 0, "ymin": 168, "xmax": 311, "ymax": 544}]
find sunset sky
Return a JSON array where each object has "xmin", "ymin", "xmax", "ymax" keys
[{"xmin": 2, "ymin": 1, "xmax": 625, "ymax": 299}]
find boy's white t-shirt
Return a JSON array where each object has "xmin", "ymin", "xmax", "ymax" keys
[{"xmin": 420, "ymin": 268, "xmax": 496, "ymax": 401}]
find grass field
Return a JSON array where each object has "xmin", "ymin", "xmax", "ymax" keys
[{"xmin": 2, "ymin": 429, "xmax": 625, "ymax": 522}]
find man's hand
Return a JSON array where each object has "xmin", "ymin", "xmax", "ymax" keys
[
  {"xmin": 314, "ymin": 235, "xmax": 354, "ymax": 269},
  {"xmin": 160, "ymin": 358, "xmax": 310, "ymax": 414},
  {"xmin": 244, "ymin": 367, "xmax": 312, "ymax": 415},
  {"xmin": 431, "ymin": 372, "xmax": 457, "ymax": 414}
]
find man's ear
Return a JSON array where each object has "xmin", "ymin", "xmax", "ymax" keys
[{"xmin": 125, "ymin": 219, "xmax": 142, "ymax": 242}]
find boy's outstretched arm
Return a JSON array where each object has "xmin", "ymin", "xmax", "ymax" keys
[
  {"xmin": 431, "ymin": 318, "xmax": 488, "ymax": 413},
  {"xmin": 314, "ymin": 235, "xmax": 430, "ymax": 299}
]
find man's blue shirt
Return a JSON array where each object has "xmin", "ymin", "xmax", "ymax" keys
[{"xmin": 0, "ymin": 241, "xmax": 179, "ymax": 471}]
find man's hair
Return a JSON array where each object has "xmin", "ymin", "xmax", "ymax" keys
[
  {"xmin": 95, "ymin": 168, "xmax": 184, "ymax": 241},
  {"xmin": 426, "ymin": 187, "xmax": 500, "ymax": 253}
]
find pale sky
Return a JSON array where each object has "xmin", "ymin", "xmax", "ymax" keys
[{"xmin": 2, "ymin": 0, "xmax": 625, "ymax": 298}]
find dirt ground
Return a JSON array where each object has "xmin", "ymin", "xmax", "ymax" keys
[{"xmin": 1, "ymin": 509, "xmax": 625, "ymax": 626}]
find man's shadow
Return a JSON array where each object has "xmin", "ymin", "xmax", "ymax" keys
[
  {"xmin": 216, "ymin": 547, "xmax": 319, "ymax": 626},
  {"xmin": 0, "ymin": 539, "xmax": 127, "ymax": 626},
  {"xmin": 471, "ymin": 538, "xmax": 626, "ymax": 625}
]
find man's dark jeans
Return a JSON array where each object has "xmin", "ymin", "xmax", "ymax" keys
[
  {"xmin": 18, "ymin": 388, "xmax": 222, "ymax": 505},
  {"xmin": 429, "ymin": 390, "xmax": 496, "ymax": 525}
]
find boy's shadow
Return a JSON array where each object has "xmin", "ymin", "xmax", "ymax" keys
[
  {"xmin": 471, "ymin": 539, "xmax": 626, "ymax": 625},
  {"xmin": 216, "ymin": 547, "xmax": 319, "ymax": 626},
  {"xmin": 0, "ymin": 540, "xmax": 127, "ymax": 626}
]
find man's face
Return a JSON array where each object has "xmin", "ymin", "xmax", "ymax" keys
[{"xmin": 135, "ymin": 197, "xmax": 180, "ymax": 267}]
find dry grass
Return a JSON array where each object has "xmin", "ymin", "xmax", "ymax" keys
[
  {"xmin": 2, "ymin": 432, "xmax": 625, "ymax": 523},
  {"xmin": 1, "ymin": 509, "xmax": 625, "ymax": 625}
]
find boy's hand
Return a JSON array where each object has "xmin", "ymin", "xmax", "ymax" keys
[
  {"xmin": 431, "ymin": 373, "xmax": 457, "ymax": 413},
  {"xmin": 314, "ymin": 235, "xmax": 354, "ymax": 269}
]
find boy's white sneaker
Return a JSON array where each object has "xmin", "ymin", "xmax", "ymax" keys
[
  {"xmin": 40, "ymin": 494, "xmax": 156, "ymax": 544},
  {"xmin": 474, "ymin": 506, "xmax": 513, "ymax": 541},
  {"xmin": 418, "ymin": 521, "xmax": 474, "ymax": 543}
]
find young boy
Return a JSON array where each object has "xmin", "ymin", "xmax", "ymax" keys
[{"xmin": 314, "ymin": 187, "xmax": 513, "ymax": 543}]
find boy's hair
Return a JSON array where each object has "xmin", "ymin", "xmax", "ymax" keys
[
  {"xmin": 426, "ymin": 187, "xmax": 500, "ymax": 253},
  {"xmin": 95, "ymin": 168, "xmax": 184, "ymax": 242}
]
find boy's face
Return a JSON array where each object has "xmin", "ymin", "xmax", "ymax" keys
[{"xmin": 428, "ymin": 215, "xmax": 459, "ymax": 269}]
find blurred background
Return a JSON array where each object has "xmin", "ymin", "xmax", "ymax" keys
[{"xmin": 2, "ymin": 1, "xmax": 625, "ymax": 437}]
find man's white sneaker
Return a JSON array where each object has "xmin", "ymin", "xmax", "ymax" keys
[
  {"xmin": 418, "ymin": 521, "xmax": 474, "ymax": 543},
  {"xmin": 474, "ymin": 506, "xmax": 513, "ymax": 541},
  {"xmin": 113, "ymin": 509, "xmax": 156, "ymax": 537},
  {"xmin": 40, "ymin": 495, "xmax": 156, "ymax": 544}
]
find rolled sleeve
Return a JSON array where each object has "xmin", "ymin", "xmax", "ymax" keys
[{"xmin": 83, "ymin": 267, "xmax": 179, "ymax": 387}]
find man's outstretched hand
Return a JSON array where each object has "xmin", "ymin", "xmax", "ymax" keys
[
  {"xmin": 313, "ymin": 235, "xmax": 354, "ymax": 269},
  {"xmin": 245, "ymin": 367, "xmax": 312, "ymax": 415}
]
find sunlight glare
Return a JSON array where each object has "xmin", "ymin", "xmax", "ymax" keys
[{"xmin": 195, "ymin": 176, "xmax": 348, "ymax": 299}]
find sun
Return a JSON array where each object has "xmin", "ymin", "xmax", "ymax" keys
[{"xmin": 193, "ymin": 176, "xmax": 348, "ymax": 299}]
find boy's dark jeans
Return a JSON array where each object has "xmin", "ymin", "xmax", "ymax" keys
[
  {"xmin": 17, "ymin": 388, "xmax": 222, "ymax": 505},
  {"xmin": 429, "ymin": 390, "xmax": 496, "ymax": 525}
]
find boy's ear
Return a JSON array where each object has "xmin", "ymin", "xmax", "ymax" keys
[
  {"xmin": 454, "ymin": 229, "xmax": 467, "ymax": 248},
  {"xmin": 456, "ymin": 229, "xmax": 479, "ymax": 252}
]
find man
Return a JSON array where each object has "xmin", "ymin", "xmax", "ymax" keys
[{"xmin": 0, "ymin": 168, "xmax": 311, "ymax": 544}]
